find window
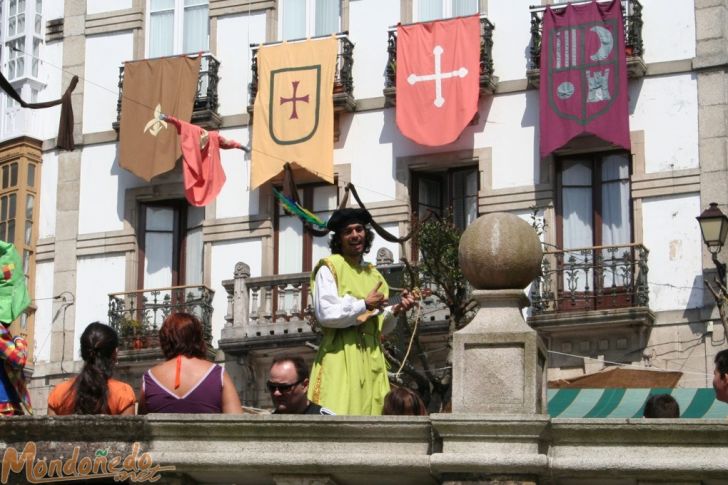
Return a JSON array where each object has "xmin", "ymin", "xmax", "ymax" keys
[
  {"xmin": 7, "ymin": 0, "xmax": 26, "ymax": 38},
  {"xmin": 414, "ymin": 0, "xmax": 478, "ymax": 22},
  {"xmin": 556, "ymin": 151, "xmax": 632, "ymax": 305},
  {"xmin": 138, "ymin": 201, "xmax": 205, "ymax": 289},
  {"xmin": 34, "ymin": 0, "xmax": 42, "ymax": 35},
  {"xmin": 279, "ymin": 0, "xmax": 341, "ymax": 41},
  {"xmin": 148, "ymin": 0, "xmax": 209, "ymax": 58},
  {"xmin": 411, "ymin": 166, "xmax": 478, "ymax": 232},
  {"xmin": 274, "ymin": 183, "xmax": 337, "ymax": 275},
  {"xmin": 31, "ymin": 38, "xmax": 40, "ymax": 77},
  {"xmin": 0, "ymin": 138, "xmax": 42, "ymax": 337},
  {"xmin": 6, "ymin": 39, "xmax": 25, "ymax": 80},
  {"xmin": 557, "ymin": 152, "xmax": 631, "ymax": 251}
]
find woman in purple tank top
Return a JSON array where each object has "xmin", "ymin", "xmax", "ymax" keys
[{"xmin": 138, "ymin": 313, "xmax": 242, "ymax": 414}]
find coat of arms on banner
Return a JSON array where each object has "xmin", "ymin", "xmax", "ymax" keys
[
  {"xmin": 269, "ymin": 66, "xmax": 321, "ymax": 145},
  {"xmin": 251, "ymin": 38, "xmax": 337, "ymax": 189},
  {"xmin": 546, "ymin": 19, "xmax": 620, "ymax": 125},
  {"xmin": 539, "ymin": 0, "xmax": 630, "ymax": 158}
]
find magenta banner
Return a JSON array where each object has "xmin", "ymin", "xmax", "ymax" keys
[{"xmin": 539, "ymin": 0, "xmax": 631, "ymax": 158}]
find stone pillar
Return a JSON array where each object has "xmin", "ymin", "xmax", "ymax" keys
[
  {"xmin": 432, "ymin": 213, "xmax": 549, "ymax": 485},
  {"xmin": 695, "ymin": 0, "xmax": 728, "ymax": 324},
  {"xmin": 452, "ymin": 213, "xmax": 547, "ymax": 415},
  {"xmin": 451, "ymin": 290, "xmax": 547, "ymax": 415},
  {"xmin": 233, "ymin": 261, "xmax": 251, "ymax": 331},
  {"xmin": 220, "ymin": 261, "xmax": 250, "ymax": 339},
  {"xmin": 50, "ymin": 0, "xmax": 85, "ymax": 363}
]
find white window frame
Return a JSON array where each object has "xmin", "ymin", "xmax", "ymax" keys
[
  {"xmin": 6, "ymin": 0, "xmax": 26, "ymax": 39},
  {"xmin": 278, "ymin": 0, "xmax": 342, "ymax": 41},
  {"xmin": 413, "ymin": 0, "xmax": 479, "ymax": 22},
  {"xmin": 145, "ymin": 0, "xmax": 209, "ymax": 58}
]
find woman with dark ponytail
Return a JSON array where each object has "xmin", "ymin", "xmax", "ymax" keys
[{"xmin": 47, "ymin": 322, "xmax": 135, "ymax": 415}]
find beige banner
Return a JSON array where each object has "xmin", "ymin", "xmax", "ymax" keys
[{"xmin": 251, "ymin": 38, "xmax": 337, "ymax": 189}]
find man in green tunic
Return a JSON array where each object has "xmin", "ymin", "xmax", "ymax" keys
[{"xmin": 308, "ymin": 208, "xmax": 415, "ymax": 415}]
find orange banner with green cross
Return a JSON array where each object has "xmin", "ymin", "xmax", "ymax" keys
[{"xmin": 251, "ymin": 37, "xmax": 337, "ymax": 189}]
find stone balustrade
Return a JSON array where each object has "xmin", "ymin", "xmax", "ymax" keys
[{"xmin": 2, "ymin": 415, "xmax": 728, "ymax": 484}]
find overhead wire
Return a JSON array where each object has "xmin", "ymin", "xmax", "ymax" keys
[
  {"xmin": 10, "ymin": 30, "xmax": 722, "ymax": 374},
  {"xmin": 9, "ymin": 44, "xmax": 414, "ymax": 206}
]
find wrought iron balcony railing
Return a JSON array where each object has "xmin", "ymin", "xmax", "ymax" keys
[
  {"xmin": 108, "ymin": 285, "xmax": 214, "ymax": 351},
  {"xmin": 219, "ymin": 260, "xmax": 451, "ymax": 348},
  {"xmin": 113, "ymin": 52, "xmax": 221, "ymax": 131},
  {"xmin": 529, "ymin": 243, "xmax": 649, "ymax": 314},
  {"xmin": 248, "ymin": 33, "xmax": 355, "ymax": 113},
  {"xmin": 383, "ymin": 16, "xmax": 496, "ymax": 107},
  {"xmin": 526, "ymin": 0, "xmax": 645, "ymax": 88}
]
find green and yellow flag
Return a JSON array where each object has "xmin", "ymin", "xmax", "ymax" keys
[{"xmin": 251, "ymin": 38, "xmax": 337, "ymax": 189}]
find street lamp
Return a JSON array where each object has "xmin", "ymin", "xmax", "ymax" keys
[{"xmin": 697, "ymin": 202, "xmax": 728, "ymax": 285}]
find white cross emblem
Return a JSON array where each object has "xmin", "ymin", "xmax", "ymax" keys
[{"xmin": 406, "ymin": 45, "xmax": 469, "ymax": 108}]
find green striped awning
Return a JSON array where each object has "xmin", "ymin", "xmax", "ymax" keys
[{"xmin": 547, "ymin": 388, "xmax": 728, "ymax": 418}]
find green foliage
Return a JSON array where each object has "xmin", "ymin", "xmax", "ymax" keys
[
  {"xmin": 118, "ymin": 318, "xmax": 147, "ymax": 338},
  {"xmin": 382, "ymin": 212, "xmax": 477, "ymax": 411},
  {"xmin": 413, "ymin": 214, "xmax": 476, "ymax": 330}
]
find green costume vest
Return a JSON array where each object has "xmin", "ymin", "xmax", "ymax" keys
[{"xmin": 308, "ymin": 254, "xmax": 390, "ymax": 415}]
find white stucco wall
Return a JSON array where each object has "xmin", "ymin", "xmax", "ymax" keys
[
  {"xmin": 210, "ymin": 239, "xmax": 263, "ymax": 346},
  {"xmin": 83, "ymin": 31, "xmax": 134, "ymax": 135},
  {"xmin": 86, "ymin": 0, "xmax": 132, "ymax": 16},
  {"xmin": 74, "ymin": 254, "xmax": 127, "ymax": 358},
  {"xmin": 630, "ymin": 74, "xmax": 699, "ymax": 173},
  {"xmin": 489, "ymin": 0, "xmax": 535, "ymax": 82},
  {"xmin": 349, "ymin": 0, "xmax": 399, "ymax": 100},
  {"xmin": 217, "ymin": 11, "xmax": 266, "ymax": 117},
  {"xmin": 44, "ymin": 0, "xmax": 63, "ymax": 20},
  {"xmin": 336, "ymin": 109, "xmax": 398, "ymax": 203},
  {"xmin": 481, "ymin": 90, "xmax": 539, "ymax": 189},
  {"xmin": 369, "ymin": 223, "xmax": 401, "ymax": 263},
  {"xmin": 78, "ymin": 143, "xmax": 145, "ymax": 234},
  {"xmin": 33, "ymin": 261, "xmax": 55, "ymax": 363},
  {"xmin": 36, "ymin": 41, "xmax": 65, "ymax": 142},
  {"xmin": 39, "ymin": 149, "xmax": 58, "ymax": 238},
  {"xmin": 215, "ymin": 127, "xmax": 258, "ymax": 218},
  {"xmin": 642, "ymin": 193, "xmax": 703, "ymax": 312},
  {"xmin": 641, "ymin": 0, "xmax": 696, "ymax": 64}
]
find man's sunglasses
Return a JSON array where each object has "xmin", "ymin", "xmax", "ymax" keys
[{"xmin": 266, "ymin": 379, "xmax": 303, "ymax": 393}]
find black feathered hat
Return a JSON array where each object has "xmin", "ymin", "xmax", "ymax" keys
[{"xmin": 326, "ymin": 208, "xmax": 372, "ymax": 232}]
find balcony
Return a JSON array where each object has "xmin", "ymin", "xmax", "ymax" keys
[
  {"xmin": 530, "ymin": 243, "xmax": 649, "ymax": 314},
  {"xmin": 248, "ymin": 33, "xmax": 355, "ymax": 113},
  {"xmin": 383, "ymin": 16, "xmax": 496, "ymax": 107},
  {"xmin": 526, "ymin": 0, "xmax": 645, "ymax": 89},
  {"xmin": 219, "ymin": 259, "xmax": 450, "ymax": 352},
  {"xmin": 528, "ymin": 243, "xmax": 654, "ymax": 361},
  {"xmin": 108, "ymin": 285, "xmax": 214, "ymax": 354},
  {"xmin": 113, "ymin": 53, "xmax": 221, "ymax": 131}
]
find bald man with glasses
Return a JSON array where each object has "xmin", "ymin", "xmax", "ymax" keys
[{"xmin": 268, "ymin": 355, "xmax": 334, "ymax": 415}]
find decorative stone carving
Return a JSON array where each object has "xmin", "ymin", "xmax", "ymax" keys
[
  {"xmin": 235, "ymin": 262, "xmax": 251, "ymax": 279},
  {"xmin": 376, "ymin": 247, "xmax": 394, "ymax": 265}
]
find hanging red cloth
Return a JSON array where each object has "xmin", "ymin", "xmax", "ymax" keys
[{"xmin": 165, "ymin": 116, "xmax": 242, "ymax": 207}]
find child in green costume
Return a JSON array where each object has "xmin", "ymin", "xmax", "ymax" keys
[{"xmin": 0, "ymin": 241, "xmax": 32, "ymax": 415}]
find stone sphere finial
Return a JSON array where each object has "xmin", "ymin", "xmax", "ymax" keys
[{"xmin": 458, "ymin": 213, "xmax": 543, "ymax": 290}]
